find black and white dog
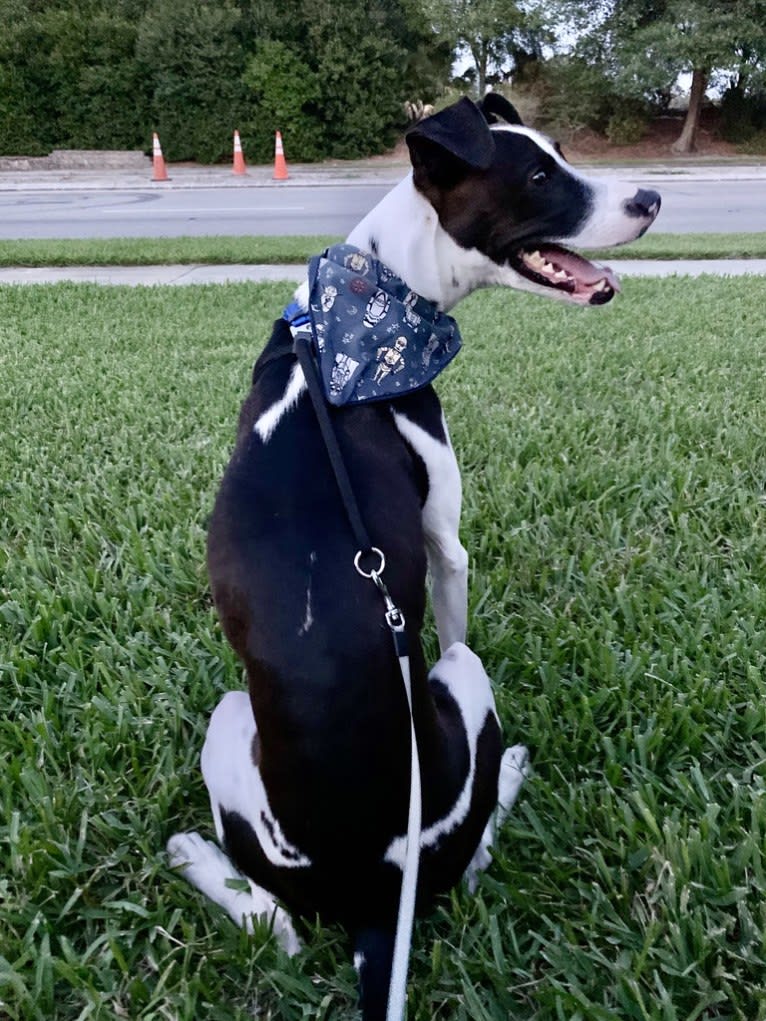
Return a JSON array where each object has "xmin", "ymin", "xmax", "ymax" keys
[{"xmin": 167, "ymin": 96, "xmax": 659, "ymax": 1018}]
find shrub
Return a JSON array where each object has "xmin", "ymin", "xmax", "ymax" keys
[
  {"xmin": 136, "ymin": 0, "xmax": 249, "ymax": 163},
  {"xmin": 241, "ymin": 40, "xmax": 323, "ymax": 162},
  {"xmin": 606, "ymin": 105, "xmax": 649, "ymax": 145}
]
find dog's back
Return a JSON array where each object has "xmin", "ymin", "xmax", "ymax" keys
[{"xmin": 206, "ymin": 319, "xmax": 493, "ymax": 929}]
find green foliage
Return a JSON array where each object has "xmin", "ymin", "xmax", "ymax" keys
[
  {"xmin": 522, "ymin": 55, "xmax": 615, "ymax": 134},
  {"xmin": 605, "ymin": 104, "xmax": 649, "ymax": 145},
  {"xmin": 719, "ymin": 82, "xmax": 766, "ymax": 142},
  {"xmin": 0, "ymin": 0, "xmax": 449, "ymax": 161},
  {"xmin": 427, "ymin": 0, "xmax": 553, "ymax": 96},
  {"xmin": 241, "ymin": 0, "xmax": 442, "ymax": 161},
  {"xmin": 241, "ymin": 40, "xmax": 322, "ymax": 162},
  {"xmin": 307, "ymin": 5, "xmax": 407, "ymax": 159},
  {"xmin": 550, "ymin": 0, "xmax": 766, "ymax": 146},
  {"xmin": 136, "ymin": 0, "xmax": 249, "ymax": 163}
]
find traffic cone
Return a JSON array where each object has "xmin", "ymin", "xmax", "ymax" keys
[
  {"xmin": 232, "ymin": 130, "xmax": 247, "ymax": 175},
  {"xmin": 152, "ymin": 132, "xmax": 169, "ymax": 182},
  {"xmin": 273, "ymin": 131, "xmax": 288, "ymax": 180}
]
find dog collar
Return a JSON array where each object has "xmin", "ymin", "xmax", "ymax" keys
[{"xmin": 283, "ymin": 244, "xmax": 461, "ymax": 406}]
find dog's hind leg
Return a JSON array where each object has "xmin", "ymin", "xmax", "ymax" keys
[
  {"xmin": 166, "ymin": 830, "xmax": 300, "ymax": 954},
  {"xmin": 464, "ymin": 744, "xmax": 529, "ymax": 892},
  {"xmin": 166, "ymin": 690, "xmax": 302, "ymax": 954}
]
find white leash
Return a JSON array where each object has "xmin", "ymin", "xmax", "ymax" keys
[
  {"xmin": 355, "ymin": 554, "xmax": 422, "ymax": 1021},
  {"xmin": 385, "ymin": 651, "xmax": 422, "ymax": 1021}
]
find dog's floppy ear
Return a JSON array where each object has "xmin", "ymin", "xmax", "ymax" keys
[
  {"xmin": 406, "ymin": 98, "xmax": 495, "ymax": 191},
  {"xmin": 478, "ymin": 93, "xmax": 524, "ymax": 127}
]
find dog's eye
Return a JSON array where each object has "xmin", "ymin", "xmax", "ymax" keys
[{"xmin": 530, "ymin": 169, "xmax": 548, "ymax": 185}]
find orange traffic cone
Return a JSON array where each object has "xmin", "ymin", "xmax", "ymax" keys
[
  {"xmin": 273, "ymin": 131, "xmax": 288, "ymax": 180},
  {"xmin": 152, "ymin": 132, "xmax": 169, "ymax": 182},
  {"xmin": 232, "ymin": 129, "xmax": 247, "ymax": 175}
]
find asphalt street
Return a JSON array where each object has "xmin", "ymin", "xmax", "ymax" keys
[{"xmin": 0, "ymin": 173, "xmax": 765, "ymax": 238}]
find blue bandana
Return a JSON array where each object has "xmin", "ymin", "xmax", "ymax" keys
[{"xmin": 283, "ymin": 244, "xmax": 462, "ymax": 406}]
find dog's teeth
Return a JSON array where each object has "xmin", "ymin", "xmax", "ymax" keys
[
  {"xmin": 525, "ymin": 250, "xmax": 545, "ymax": 268},
  {"xmin": 553, "ymin": 270, "xmax": 569, "ymax": 281},
  {"xmin": 594, "ymin": 279, "xmax": 610, "ymax": 291}
]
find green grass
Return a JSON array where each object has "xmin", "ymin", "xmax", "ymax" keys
[
  {"xmin": 2, "ymin": 278, "xmax": 766, "ymax": 1020},
  {"xmin": 591, "ymin": 231, "xmax": 766, "ymax": 261},
  {"xmin": 0, "ymin": 235, "xmax": 342, "ymax": 268},
  {"xmin": 2, "ymin": 231, "xmax": 766, "ymax": 267}
]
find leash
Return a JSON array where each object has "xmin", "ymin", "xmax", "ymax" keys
[{"xmin": 289, "ymin": 311, "xmax": 422, "ymax": 1021}]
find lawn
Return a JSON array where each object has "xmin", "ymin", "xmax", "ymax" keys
[
  {"xmin": 1, "ymin": 278, "xmax": 765, "ymax": 1020},
  {"xmin": 1, "ymin": 231, "xmax": 766, "ymax": 267}
]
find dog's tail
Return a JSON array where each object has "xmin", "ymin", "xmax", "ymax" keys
[{"xmin": 353, "ymin": 925, "xmax": 396, "ymax": 1021}]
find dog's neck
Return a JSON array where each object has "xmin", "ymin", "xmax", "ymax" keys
[{"xmin": 294, "ymin": 174, "xmax": 492, "ymax": 313}]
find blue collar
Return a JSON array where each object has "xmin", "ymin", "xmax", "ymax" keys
[{"xmin": 283, "ymin": 244, "xmax": 461, "ymax": 406}]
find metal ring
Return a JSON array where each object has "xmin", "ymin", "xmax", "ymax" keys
[{"xmin": 354, "ymin": 547, "xmax": 385, "ymax": 578}]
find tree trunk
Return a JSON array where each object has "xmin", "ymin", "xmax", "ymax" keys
[
  {"xmin": 471, "ymin": 40, "xmax": 488, "ymax": 97},
  {"xmin": 672, "ymin": 66, "xmax": 707, "ymax": 154}
]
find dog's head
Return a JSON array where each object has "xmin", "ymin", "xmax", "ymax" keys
[{"xmin": 406, "ymin": 96, "xmax": 660, "ymax": 306}]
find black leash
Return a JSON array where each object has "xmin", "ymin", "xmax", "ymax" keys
[
  {"xmin": 292, "ymin": 334, "xmax": 374, "ymax": 562},
  {"xmin": 287, "ymin": 313, "xmax": 420, "ymax": 1020}
]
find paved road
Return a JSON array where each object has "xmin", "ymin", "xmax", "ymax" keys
[
  {"xmin": 0, "ymin": 185, "xmax": 384, "ymax": 239},
  {"xmin": 0, "ymin": 177, "xmax": 765, "ymax": 238}
]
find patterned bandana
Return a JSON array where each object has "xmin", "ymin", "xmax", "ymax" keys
[{"xmin": 284, "ymin": 244, "xmax": 462, "ymax": 406}]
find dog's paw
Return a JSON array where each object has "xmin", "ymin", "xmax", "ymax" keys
[
  {"xmin": 498, "ymin": 745, "xmax": 529, "ymax": 816},
  {"xmin": 166, "ymin": 830, "xmax": 236, "ymax": 896},
  {"xmin": 166, "ymin": 830, "xmax": 301, "ymax": 957},
  {"xmin": 167, "ymin": 830, "xmax": 221, "ymax": 870}
]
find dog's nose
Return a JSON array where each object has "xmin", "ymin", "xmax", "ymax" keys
[{"xmin": 624, "ymin": 188, "xmax": 661, "ymax": 220}]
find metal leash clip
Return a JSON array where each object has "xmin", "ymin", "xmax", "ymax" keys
[{"xmin": 354, "ymin": 547, "xmax": 406, "ymax": 633}]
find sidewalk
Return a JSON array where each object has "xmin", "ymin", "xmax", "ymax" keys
[
  {"xmin": 1, "ymin": 158, "xmax": 766, "ymax": 192},
  {"xmin": 1, "ymin": 259, "xmax": 765, "ymax": 287}
]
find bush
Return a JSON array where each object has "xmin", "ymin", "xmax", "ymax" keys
[
  {"xmin": 242, "ymin": 40, "xmax": 323, "ymax": 162},
  {"xmin": 519, "ymin": 56, "xmax": 614, "ymax": 136},
  {"xmin": 137, "ymin": 0, "xmax": 249, "ymax": 163},
  {"xmin": 719, "ymin": 84, "xmax": 766, "ymax": 143},
  {"xmin": 606, "ymin": 106, "xmax": 649, "ymax": 145}
]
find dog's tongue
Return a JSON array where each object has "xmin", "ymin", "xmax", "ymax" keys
[{"xmin": 542, "ymin": 244, "xmax": 620, "ymax": 292}]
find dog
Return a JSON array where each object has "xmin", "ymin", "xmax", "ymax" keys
[{"xmin": 167, "ymin": 95, "xmax": 660, "ymax": 1020}]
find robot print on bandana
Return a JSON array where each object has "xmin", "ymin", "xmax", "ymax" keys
[
  {"xmin": 373, "ymin": 337, "xmax": 407, "ymax": 385},
  {"xmin": 421, "ymin": 333, "xmax": 440, "ymax": 368},
  {"xmin": 306, "ymin": 244, "xmax": 462, "ymax": 406},
  {"xmin": 363, "ymin": 289, "xmax": 391, "ymax": 329},
  {"xmin": 344, "ymin": 251, "xmax": 370, "ymax": 275},
  {"xmin": 403, "ymin": 291, "xmax": 422, "ymax": 330},
  {"xmin": 330, "ymin": 352, "xmax": 361, "ymax": 397},
  {"xmin": 320, "ymin": 284, "xmax": 338, "ymax": 313}
]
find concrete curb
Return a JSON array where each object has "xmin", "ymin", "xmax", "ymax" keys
[
  {"xmin": 1, "ymin": 162, "xmax": 766, "ymax": 192},
  {"xmin": 1, "ymin": 259, "xmax": 765, "ymax": 287}
]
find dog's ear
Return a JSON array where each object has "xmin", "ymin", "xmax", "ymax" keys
[
  {"xmin": 478, "ymin": 93, "xmax": 524, "ymax": 127},
  {"xmin": 406, "ymin": 98, "xmax": 495, "ymax": 191}
]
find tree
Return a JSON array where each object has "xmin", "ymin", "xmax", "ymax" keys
[
  {"xmin": 241, "ymin": 0, "xmax": 453, "ymax": 161},
  {"xmin": 427, "ymin": 0, "xmax": 552, "ymax": 96},
  {"xmin": 561, "ymin": 0, "xmax": 766, "ymax": 152}
]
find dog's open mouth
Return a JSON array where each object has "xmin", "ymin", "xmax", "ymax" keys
[{"xmin": 512, "ymin": 243, "xmax": 620, "ymax": 305}]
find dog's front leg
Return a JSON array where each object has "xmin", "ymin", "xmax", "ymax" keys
[{"xmin": 393, "ymin": 409, "xmax": 467, "ymax": 651}]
